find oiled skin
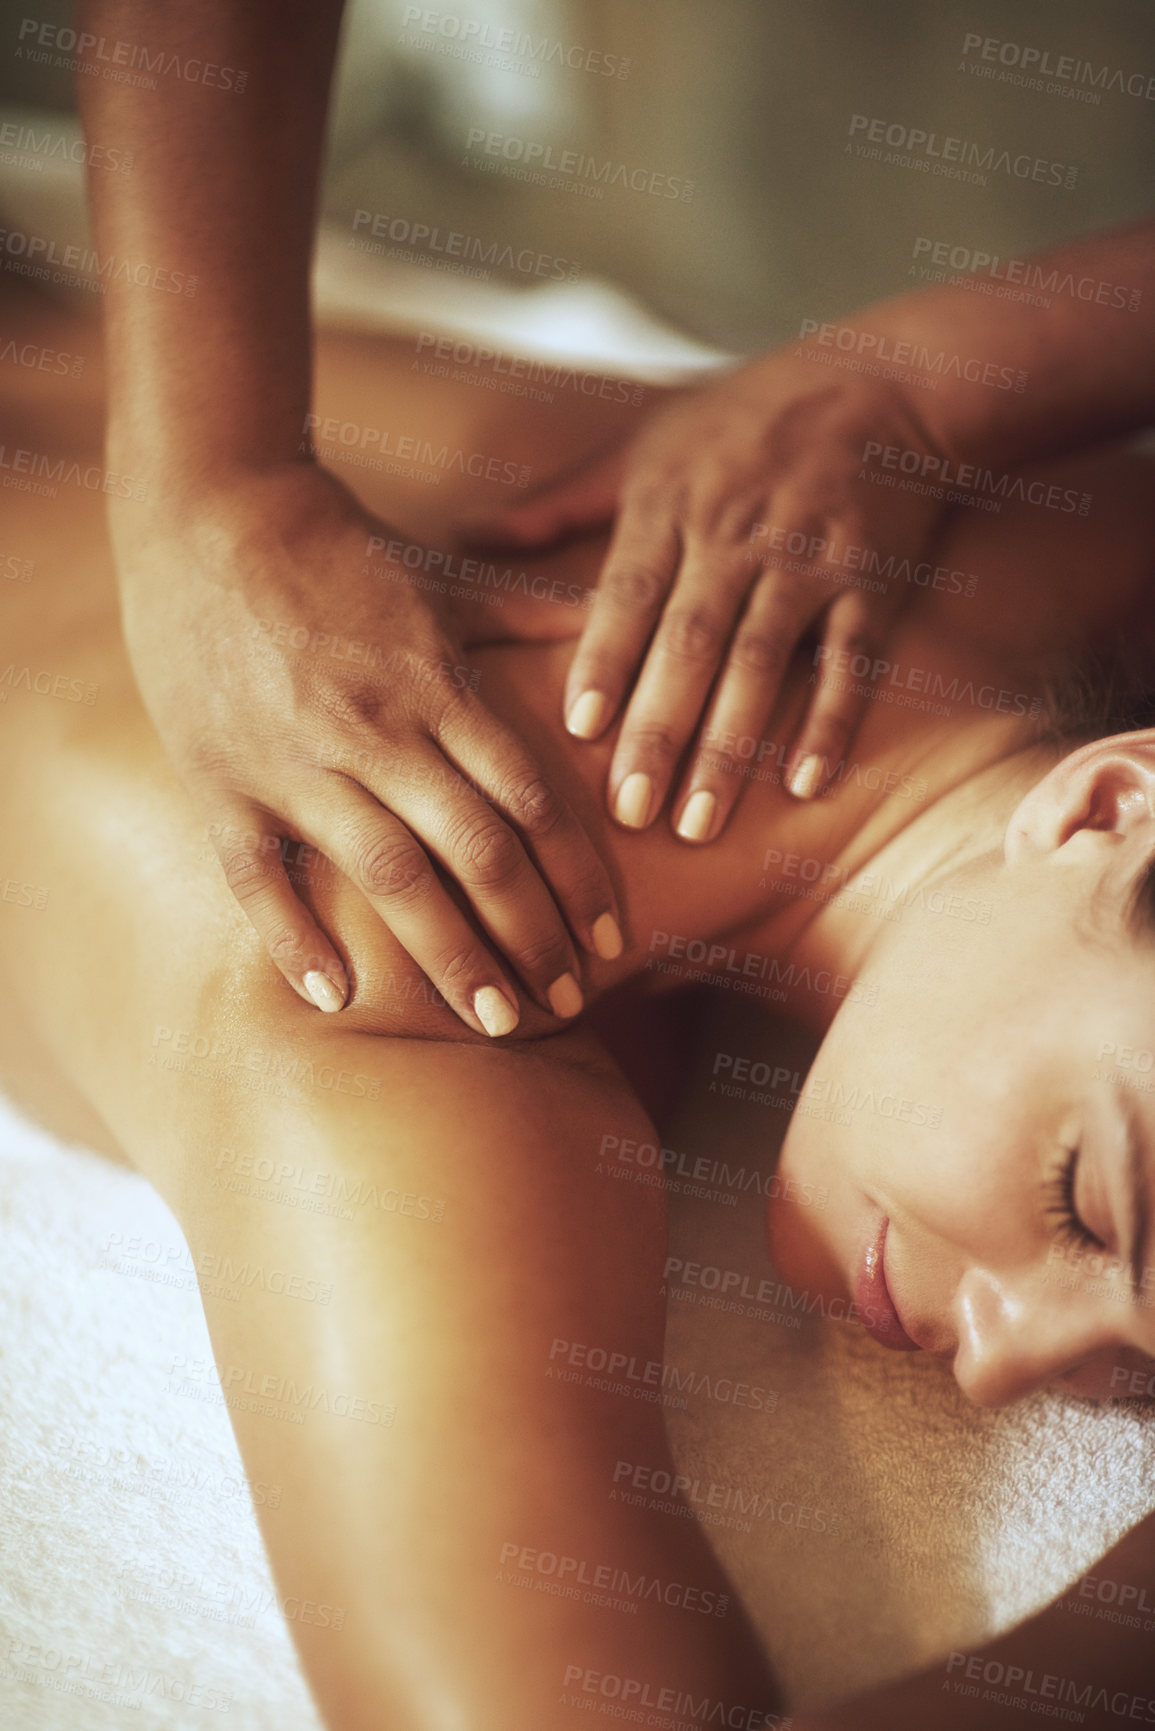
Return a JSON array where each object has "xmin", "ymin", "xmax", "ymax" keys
[{"xmin": 2, "ymin": 302, "xmax": 1154, "ymax": 1730}]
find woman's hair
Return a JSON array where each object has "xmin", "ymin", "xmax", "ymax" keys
[
  {"xmin": 1037, "ymin": 645, "xmax": 1155, "ymax": 750},
  {"xmin": 1129, "ymin": 863, "xmax": 1155, "ymax": 934}
]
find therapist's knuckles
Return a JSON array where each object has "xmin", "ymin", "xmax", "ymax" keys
[
  {"xmin": 598, "ymin": 557, "xmax": 669, "ymax": 621},
  {"xmin": 683, "ymin": 483, "xmax": 766, "ymax": 545},
  {"xmin": 349, "ymin": 828, "xmax": 433, "ymax": 907},
  {"xmin": 653, "ymin": 602, "xmax": 729, "ymax": 668},
  {"xmin": 282, "ymin": 845, "xmax": 564, "ymax": 1043}
]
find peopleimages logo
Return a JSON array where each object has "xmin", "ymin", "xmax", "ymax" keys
[
  {"xmin": 847, "ymin": 113, "xmax": 1077, "ymax": 189},
  {"xmin": 351, "ymin": 209, "xmax": 581, "ymax": 282},
  {"xmin": 0, "ymin": 339, "xmax": 84, "ymax": 377},
  {"xmin": 0, "ymin": 119, "xmax": 132, "ymax": 173},
  {"xmin": 861, "ymin": 440, "xmax": 1092, "ymax": 517},
  {"xmin": 959, "ymin": 33, "xmax": 1155, "ymax": 101},
  {"xmin": 559, "ymin": 1666, "xmax": 788, "ymax": 1730},
  {"xmin": 0, "ymin": 225, "xmax": 196, "ymax": 297},
  {"xmin": 168, "ymin": 1354, "xmax": 394, "ymax": 1426},
  {"xmin": 400, "ymin": 7, "xmax": 631, "ymax": 77},
  {"xmin": 498, "ymin": 1542, "xmax": 729, "ymax": 1617},
  {"xmin": 547, "ymin": 1337, "xmax": 777, "ymax": 1412},
  {"xmin": 910, "ymin": 237, "xmax": 1142, "ymax": 312},
  {"xmin": 3, "ymin": 1642, "xmax": 232, "ymax": 1714},
  {"xmin": 646, "ymin": 929, "xmax": 878, "ymax": 1007},
  {"xmin": 463, "ymin": 128, "xmax": 695, "ymax": 201},
  {"xmin": 0, "ymin": 445, "xmax": 146, "ymax": 503},
  {"xmin": 799, "ymin": 319, "xmax": 1026, "ymax": 392},
  {"xmin": 945, "ymin": 1650, "xmax": 1155, "ymax": 1721},
  {"xmin": 15, "ymin": 17, "xmax": 248, "ymax": 91}
]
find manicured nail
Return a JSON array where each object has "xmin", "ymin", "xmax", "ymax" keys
[
  {"xmin": 591, "ymin": 911, "xmax": 624, "ymax": 960},
  {"xmin": 303, "ymin": 970, "xmax": 346, "ymax": 1013},
  {"xmin": 787, "ymin": 753, "xmax": 825, "ymax": 800},
  {"xmin": 614, "ymin": 772, "xmax": 653, "ymax": 829},
  {"xmin": 675, "ymin": 789, "xmax": 716, "ymax": 844},
  {"xmin": 473, "ymin": 985, "xmax": 520, "ymax": 1038},
  {"xmin": 567, "ymin": 689, "xmax": 611, "ymax": 740},
  {"xmin": 547, "ymin": 972, "xmax": 584, "ymax": 1019}
]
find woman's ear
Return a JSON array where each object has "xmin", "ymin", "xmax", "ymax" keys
[{"xmin": 1006, "ymin": 729, "xmax": 1155, "ymax": 863}]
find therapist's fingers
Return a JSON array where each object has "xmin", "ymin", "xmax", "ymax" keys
[
  {"xmin": 785, "ymin": 588, "xmax": 898, "ymax": 800},
  {"xmin": 604, "ymin": 540, "xmax": 759, "ymax": 831},
  {"xmin": 670, "ymin": 573, "xmax": 817, "ymax": 842},
  {"xmin": 208, "ymin": 799, "xmax": 350, "ymax": 1013},
  {"xmin": 358, "ymin": 740, "xmax": 581, "ymax": 1020},
  {"xmin": 303, "ymin": 778, "xmax": 526, "ymax": 1038},
  {"xmin": 561, "ymin": 494, "xmax": 682, "ymax": 744},
  {"xmin": 461, "ymin": 445, "xmax": 625, "ymax": 548},
  {"xmin": 430, "ymin": 696, "xmax": 625, "ymax": 968}
]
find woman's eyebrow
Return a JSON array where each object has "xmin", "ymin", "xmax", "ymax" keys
[{"xmin": 1121, "ymin": 1093, "xmax": 1152, "ymax": 1301}]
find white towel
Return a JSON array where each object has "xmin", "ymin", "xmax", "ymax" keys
[{"xmin": 0, "ymin": 1100, "xmax": 323, "ymax": 1730}]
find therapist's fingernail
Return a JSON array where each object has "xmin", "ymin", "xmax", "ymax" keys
[
  {"xmin": 591, "ymin": 912, "xmax": 624, "ymax": 960},
  {"xmin": 303, "ymin": 970, "xmax": 346, "ymax": 1013},
  {"xmin": 614, "ymin": 772, "xmax": 653, "ymax": 829},
  {"xmin": 567, "ymin": 690, "xmax": 610, "ymax": 740},
  {"xmin": 676, "ymin": 789, "xmax": 716, "ymax": 844},
  {"xmin": 787, "ymin": 753, "xmax": 825, "ymax": 801},
  {"xmin": 547, "ymin": 972, "xmax": 584, "ymax": 1019},
  {"xmin": 473, "ymin": 985, "xmax": 520, "ymax": 1038}
]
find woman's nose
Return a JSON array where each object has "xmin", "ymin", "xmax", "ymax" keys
[{"xmin": 950, "ymin": 1263, "xmax": 1121, "ymax": 1407}]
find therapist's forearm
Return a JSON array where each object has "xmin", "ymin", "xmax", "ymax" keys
[
  {"xmin": 807, "ymin": 219, "xmax": 1155, "ymax": 470},
  {"xmin": 75, "ymin": 0, "xmax": 345, "ymax": 483}
]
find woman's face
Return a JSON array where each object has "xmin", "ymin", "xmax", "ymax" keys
[{"xmin": 768, "ymin": 738, "xmax": 1155, "ymax": 1407}]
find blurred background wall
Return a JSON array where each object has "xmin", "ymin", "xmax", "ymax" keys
[{"xmin": 1, "ymin": 0, "xmax": 1153, "ymax": 352}]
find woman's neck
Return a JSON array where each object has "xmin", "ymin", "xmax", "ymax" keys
[{"xmin": 758, "ymin": 738, "xmax": 1065, "ymax": 1029}]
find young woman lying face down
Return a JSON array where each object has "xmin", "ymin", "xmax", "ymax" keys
[{"xmin": 3, "ymin": 331, "xmax": 1155, "ymax": 1726}]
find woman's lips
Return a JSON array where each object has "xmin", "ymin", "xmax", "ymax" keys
[{"xmin": 856, "ymin": 1218, "xmax": 921, "ymax": 1352}]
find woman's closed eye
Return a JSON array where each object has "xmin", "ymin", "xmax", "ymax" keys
[{"xmin": 1044, "ymin": 1144, "xmax": 1104, "ymax": 1253}]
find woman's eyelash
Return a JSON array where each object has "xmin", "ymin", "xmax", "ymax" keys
[{"xmin": 1043, "ymin": 1146, "xmax": 1101, "ymax": 1251}]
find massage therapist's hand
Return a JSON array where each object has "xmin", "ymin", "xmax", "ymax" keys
[
  {"xmin": 467, "ymin": 351, "xmax": 945, "ymax": 839},
  {"xmin": 111, "ymin": 461, "xmax": 623, "ymax": 1034}
]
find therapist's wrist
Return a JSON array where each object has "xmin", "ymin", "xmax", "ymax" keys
[
  {"xmin": 105, "ymin": 416, "xmax": 319, "ymax": 519},
  {"xmin": 101, "ymin": 343, "xmax": 314, "ymax": 489},
  {"xmin": 848, "ymin": 298, "xmax": 1041, "ymax": 468},
  {"xmin": 102, "ymin": 454, "xmax": 339, "ymax": 610}
]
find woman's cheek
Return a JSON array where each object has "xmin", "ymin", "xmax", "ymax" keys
[
  {"xmin": 765, "ymin": 1141, "xmax": 848, "ymax": 1303},
  {"xmin": 1051, "ymin": 1346, "xmax": 1146, "ymax": 1402}
]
